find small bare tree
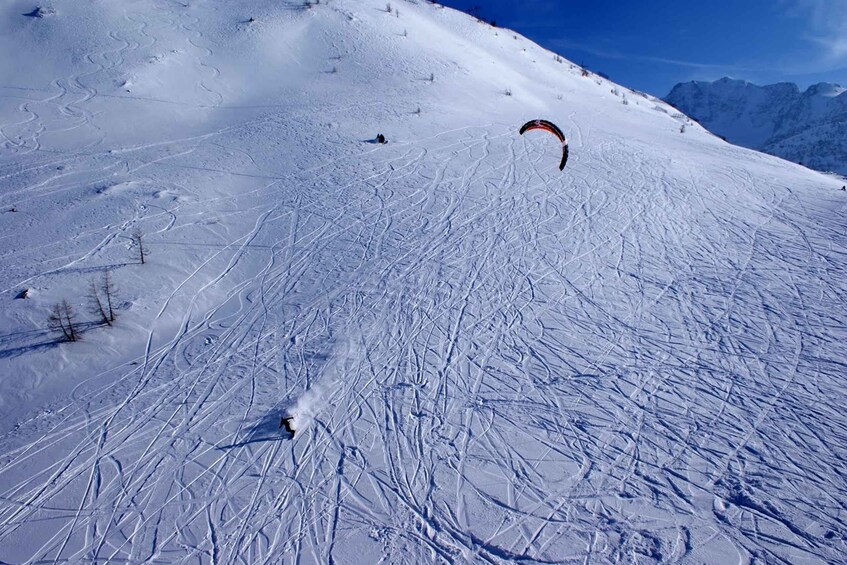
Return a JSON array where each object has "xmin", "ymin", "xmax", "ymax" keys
[
  {"xmin": 90, "ymin": 282, "xmax": 110, "ymax": 326},
  {"xmin": 132, "ymin": 228, "xmax": 146, "ymax": 264},
  {"xmin": 89, "ymin": 270, "xmax": 117, "ymax": 326},
  {"xmin": 48, "ymin": 299, "xmax": 79, "ymax": 342},
  {"xmin": 102, "ymin": 270, "xmax": 116, "ymax": 322}
]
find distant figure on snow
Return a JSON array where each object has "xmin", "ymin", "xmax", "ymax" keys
[
  {"xmin": 279, "ymin": 416, "xmax": 295, "ymax": 436},
  {"xmin": 376, "ymin": 133, "xmax": 386, "ymax": 144},
  {"xmin": 841, "ymin": 185, "xmax": 846, "ymax": 191}
]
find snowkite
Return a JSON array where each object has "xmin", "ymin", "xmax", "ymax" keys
[{"xmin": 519, "ymin": 119, "xmax": 569, "ymax": 170}]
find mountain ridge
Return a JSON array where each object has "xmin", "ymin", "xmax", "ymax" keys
[{"xmin": 665, "ymin": 77, "xmax": 847, "ymax": 175}]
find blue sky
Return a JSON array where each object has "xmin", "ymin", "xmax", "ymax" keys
[{"xmin": 439, "ymin": 0, "xmax": 847, "ymax": 96}]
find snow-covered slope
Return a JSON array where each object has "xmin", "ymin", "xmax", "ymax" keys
[
  {"xmin": 1, "ymin": 1, "xmax": 846, "ymax": 563},
  {"xmin": 665, "ymin": 77, "xmax": 847, "ymax": 175}
]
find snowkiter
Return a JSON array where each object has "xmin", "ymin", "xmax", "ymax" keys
[{"xmin": 279, "ymin": 416, "xmax": 295, "ymax": 436}]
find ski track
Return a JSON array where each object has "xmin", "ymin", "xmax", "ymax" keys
[{"xmin": 1, "ymin": 1, "xmax": 846, "ymax": 564}]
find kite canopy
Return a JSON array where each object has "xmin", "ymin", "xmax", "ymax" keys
[{"xmin": 519, "ymin": 119, "xmax": 569, "ymax": 170}]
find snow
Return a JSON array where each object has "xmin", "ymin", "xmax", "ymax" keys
[
  {"xmin": 1, "ymin": 0, "xmax": 846, "ymax": 563},
  {"xmin": 665, "ymin": 77, "xmax": 847, "ymax": 176}
]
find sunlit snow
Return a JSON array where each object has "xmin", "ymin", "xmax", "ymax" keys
[{"xmin": 1, "ymin": 0, "xmax": 846, "ymax": 563}]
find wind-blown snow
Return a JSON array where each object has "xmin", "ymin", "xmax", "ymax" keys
[{"xmin": 1, "ymin": 1, "xmax": 846, "ymax": 563}]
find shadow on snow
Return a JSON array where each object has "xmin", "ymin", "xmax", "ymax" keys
[{"xmin": 217, "ymin": 411, "xmax": 294, "ymax": 449}]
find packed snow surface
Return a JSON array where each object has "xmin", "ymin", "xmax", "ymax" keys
[{"xmin": 1, "ymin": 1, "xmax": 846, "ymax": 563}]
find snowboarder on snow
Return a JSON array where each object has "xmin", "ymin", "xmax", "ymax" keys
[
  {"xmin": 279, "ymin": 416, "xmax": 295, "ymax": 436},
  {"xmin": 376, "ymin": 133, "xmax": 386, "ymax": 144}
]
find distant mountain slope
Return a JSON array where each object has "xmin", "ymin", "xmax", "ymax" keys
[{"xmin": 665, "ymin": 77, "xmax": 847, "ymax": 175}]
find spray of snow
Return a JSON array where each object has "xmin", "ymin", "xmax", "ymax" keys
[
  {"xmin": 288, "ymin": 386, "xmax": 321, "ymax": 433},
  {"xmin": 288, "ymin": 334, "xmax": 360, "ymax": 433}
]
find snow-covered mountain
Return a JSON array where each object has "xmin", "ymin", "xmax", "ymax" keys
[
  {"xmin": 1, "ymin": 1, "xmax": 846, "ymax": 563},
  {"xmin": 665, "ymin": 77, "xmax": 847, "ymax": 175}
]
